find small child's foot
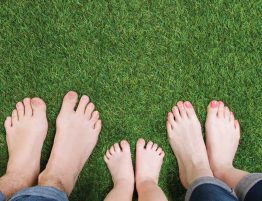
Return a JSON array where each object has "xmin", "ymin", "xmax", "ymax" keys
[
  {"xmin": 39, "ymin": 91, "xmax": 102, "ymax": 195},
  {"xmin": 104, "ymin": 140, "xmax": 134, "ymax": 191},
  {"xmin": 135, "ymin": 139, "xmax": 165, "ymax": 190},
  {"xmin": 1, "ymin": 98, "xmax": 48, "ymax": 197},
  {"xmin": 166, "ymin": 101, "xmax": 213, "ymax": 188},
  {"xmin": 205, "ymin": 101, "xmax": 240, "ymax": 179}
]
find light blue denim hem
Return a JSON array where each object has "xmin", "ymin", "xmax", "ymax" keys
[
  {"xmin": 0, "ymin": 192, "xmax": 4, "ymax": 201},
  {"xmin": 9, "ymin": 186, "xmax": 68, "ymax": 201}
]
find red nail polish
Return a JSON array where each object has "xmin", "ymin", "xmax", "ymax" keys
[
  {"xmin": 211, "ymin": 101, "xmax": 217, "ymax": 108},
  {"xmin": 185, "ymin": 101, "xmax": 192, "ymax": 108}
]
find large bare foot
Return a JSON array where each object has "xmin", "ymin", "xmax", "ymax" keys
[
  {"xmin": 104, "ymin": 140, "xmax": 134, "ymax": 201},
  {"xmin": 166, "ymin": 101, "xmax": 213, "ymax": 189},
  {"xmin": 0, "ymin": 98, "xmax": 47, "ymax": 198},
  {"xmin": 205, "ymin": 101, "xmax": 248, "ymax": 188},
  {"xmin": 136, "ymin": 139, "xmax": 167, "ymax": 201},
  {"xmin": 38, "ymin": 91, "xmax": 102, "ymax": 195}
]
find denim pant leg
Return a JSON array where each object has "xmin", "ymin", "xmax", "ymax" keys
[
  {"xmin": 9, "ymin": 186, "xmax": 68, "ymax": 201},
  {"xmin": 0, "ymin": 192, "xmax": 4, "ymax": 201},
  {"xmin": 235, "ymin": 173, "xmax": 262, "ymax": 201},
  {"xmin": 185, "ymin": 177, "xmax": 239, "ymax": 201}
]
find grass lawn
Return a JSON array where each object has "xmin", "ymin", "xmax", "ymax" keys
[{"xmin": 0, "ymin": 1, "xmax": 261, "ymax": 200}]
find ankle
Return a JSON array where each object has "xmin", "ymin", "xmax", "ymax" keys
[
  {"xmin": 136, "ymin": 179, "xmax": 158, "ymax": 193},
  {"xmin": 186, "ymin": 165, "xmax": 214, "ymax": 187},
  {"xmin": 114, "ymin": 179, "xmax": 134, "ymax": 193},
  {"xmin": 212, "ymin": 165, "xmax": 235, "ymax": 179}
]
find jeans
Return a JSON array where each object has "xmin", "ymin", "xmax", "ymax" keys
[{"xmin": 0, "ymin": 173, "xmax": 261, "ymax": 201}]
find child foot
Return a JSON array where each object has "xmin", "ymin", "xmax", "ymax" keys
[
  {"xmin": 39, "ymin": 91, "xmax": 102, "ymax": 195},
  {"xmin": 205, "ymin": 101, "xmax": 240, "ymax": 178},
  {"xmin": 135, "ymin": 139, "xmax": 165, "ymax": 189},
  {"xmin": 166, "ymin": 101, "xmax": 213, "ymax": 188},
  {"xmin": 2, "ymin": 98, "xmax": 47, "ymax": 196},
  {"xmin": 104, "ymin": 140, "xmax": 134, "ymax": 191}
]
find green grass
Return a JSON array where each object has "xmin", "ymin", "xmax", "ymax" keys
[{"xmin": 0, "ymin": 1, "xmax": 262, "ymax": 200}]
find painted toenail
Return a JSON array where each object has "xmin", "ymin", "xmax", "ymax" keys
[
  {"xmin": 177, "ymin": 102, "xmax": 183, "ymax": 106},
  {"xmin": 68, "ymin": 91, "xmax": 77, "ymax": 99},
  {"xmin": 211, "ymin": 101, "xmax": 218, "ymax": 108},
  {"xmin": 184, "ymin": 101, "xmax": 192, "ymax": 108}
]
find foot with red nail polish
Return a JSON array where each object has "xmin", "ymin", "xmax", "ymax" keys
[
  {"xmin": 167, "ymin": 101, "xmax": 213, "ymax": 189},
  {"xmin": 205, "ymin": 100, "xmax": 248, "ymax": 188}
]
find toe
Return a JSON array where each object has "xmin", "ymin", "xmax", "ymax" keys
[
  {"xmin": 229, "ymin": 112, "xmax": 235, "ymax": 122},
  {"xmin": 146, "ymin": 141, "xmax": 154, "ymax": 150},
  {"xmin": 120, "ymin": 140, "xmax": 130, "ymax": 152},
  {"xmin": 104, "ymin": 155, "xmax": 109, "ymax": 163},
  {"xmin": 177, "ymin": 101, "xmax": 187, "ymax": 118},
  {"xmin": 224, "ymin": 106, "xmax": 230, "ymax": 120},
  {"xmin": 11, "ymin": 109, "xmax": 18, "ymax": 124},
  {"xmin": 106, "ymin": 150, "xmax": 112, "ymax": 159},
  {"xmin": 218, "ymin": 101, "xmax": 224, "ymax": 118},
  {"xmin": 76, "ymin": 95, "xmax": 89, "ymax": 114},
  {"xmin": 94, "ymin": 120, "xmax": 102, "ymax": 133},
  {"xmin": 31, "ymin": 97, "xmax": 46, "ymax": 116},
  {"xmin": 61, "ymin": 91, "xmax": 78, "ymax": 113},
  {"xmin": 109, "ymin": 145, "xmax": 115, "ymax": 155},
  {"xmin": 156, "ymin": 147, "xmax": 163, "ymax": 155},
  {"xmin": 207, "ymin": 100, "xmax": 219, "ymax": 118},
  {"xmin": 85, "ymin": 102, "xmax": 95, "ymax": 119},
  {"xmin": 136, "ymin": 138, "xmax": 146, "ymax": 150},
  {"xmin": 23, "ymin": 98, "xmax": 33, "ymax": 117},
  {"xmin": 114, "ymin": 143, "xmax": 121, "ymax": 152},
  {"xmin": 167, "ymin": 112, "xmax": 175, "ymax": 125},
  {"xmin": 91, "ymin": 111, "xmax": 99, "ymax": 123},
  {"xmin": 184, "ymin": 101, "xmax": 197, "ymax": 119},
  {"xmin": 152, "ymin": 143, "xmax": 158, "ymax": 151},
  {"xmin": 172, "ymin": 106, "xmax": 181, "ymax": 121},
  {"xmin": 159, "ymin": 151, "xmax": 165, "ymax": 158},
  {"xmin": 166, "ymin": 121, "xmax": 174, "ymax": 138},
  {"xmin": 4, "ymin": 116, "xmax": 12, "ymax": 130},
  {"xmin": 16, "ymin": 102, "xmax": 24, "ymax": 118}
]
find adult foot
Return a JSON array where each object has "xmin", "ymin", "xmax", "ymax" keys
[
  {"xmin": 1, "ymin": 98, "xmax": 47, "ymax": 197},
  {"xmin": 136, "ymin": 139, "xmax": 165, "ymax": 190},
  {"xmin": 166, "ymin": 101, "xmax": 213, "ymax": 188},
  {"xmin": 104, "ymin": 140, "xmax": 134, "ymax": 192},
  {"xmin": 39, "ymin": 91, "xmax": 102, "ymax": 195},
  {"xmin": 205, "ymin": 101, "xmax": 242, "ymax": 180}
]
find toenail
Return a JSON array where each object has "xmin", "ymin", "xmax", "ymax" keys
[
  {"xmin": 177, "ymin": 101, "xmax": 183, "ymax": 106},
  {"xmin": 184, "ymin": 101, "xmax": 192, "ymax": 108},
  {"xmin": 211, "ymin": 101, "xmax": 218, "ymax": 108},
  {"xmin": 67, "ymin": 91, "xmax": 77, "ymax": 99}
]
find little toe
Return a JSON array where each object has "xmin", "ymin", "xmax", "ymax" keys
[
  {"xmin": 104, "ymin": 155, "xmax": 109, "ymax": 163},
  {"xmin": 156, "ymin": 147, "xmax": 163, "ymax": 155},
  {"xmin": 177, "ymin": 101, "xmax": 187, "ymax": 118},
  {"xmin": 61, "ymin": 91, "xmax": 78, "ymax": 113},
  {"xmin": 11, "ymin": 109, "xmax": 18, "ymax": 124},
  {"xmin": 85, "ymin": 102, "xmax": 95, "ymax": 119},
  {"xmin": 207, "ymin": 100, "xmax": 219, "ymax": 118},
  {"xmin": 114, "ymin": 143, "xmax": 121, "ymax": 152},
  {"xmin": 16, "ymin": 102, "xmax": 24, "ymax": 118},
  {"xmin": 23, "ymin": 98, "xmax": 33, "ymax": 117},
  {"xmin": 224, "ymin": 106, "xmax": 230, "ymax": 120},
  {"xmin": 184, "ymin": 101, "xmax": 197, "ymax": 119},
  {"xmin": 90, "ymin": 111, "xmax": 99, "ymax": 123},
  {"xmin": 94, "ymin": 120, "xmax": 102, "ymax": 132},
  {"xmin": 218, "ymin": 101, "xmax": 224, "ymax": 118},
  {"xmin": 167, "ymin": 112, "xmax": 175, "ymax": 125},
  {"xmin": 229, "ymin": 112, "xmax": 235, "ymax": 122},
  {"xmin": 172, "ymin": 106, "xmax": 181, "ymax": 121},
  {"xmin": 136, "ymin": 138, "xmax": 146, "ymax": 150},
  {"xmin": 152, "ymin": 143, "xmax": 158, "ymax": 151},
  {"xmin": 4, "ymin": 117, "xmax": 12, "ymax": 130},
  {"xmin": 106, "ymin": 150, "xmax": 112, "ymax": 159},
  {"xmin": 76, "ymin": 95, "xmax": 89, "ymax": 114},
  {"xmin": 31, "ymin": 97, "xmax": 46, "ymax": 117},
  {"xmin": 146, "ymin": 141, "xmax": 154, "ymax": 150},
  {"xmin": 120, "ymin": 140, "xmax": 130, "ymax": 153},
  {"xmin": 109, "ymin": 145, "xmax": 115, "ymax": 155}
]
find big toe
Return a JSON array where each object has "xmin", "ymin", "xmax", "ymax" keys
[
  {"xmin": 120, "ymin": 140, "xmax": 130, "ymax": 153},
  {"xmin": 31, "ymin": 97, "xmax": 46, "ymax": 116},
  {"xmin": 61, "ymin": 91, "xmax": 78, "ymax": 113},
  {"xmin": 207, "ymin": 100, "xmax": 219, "ymax": 118},
  {"xmin": 136, "ymin": 138, "xmax": 146, "ymax": 150}
]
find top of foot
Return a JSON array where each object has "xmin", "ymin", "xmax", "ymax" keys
[
  {"xmin": 205, "ymin": 101, "xmax": 240, "ymax": 175},
  {"xmin": 135, "ymin": 139, "xmax": 165, "ymax": 189},
  {"xmin": 39, "ymin": 91, "xmax": 102, "ymax": 195},
  {"xmin": 166, "ymin": 101, "xmax": 213, "ymax": 188},
  {"xmin": 4, "ymin": 97, "xmax": 48, "ymax": 187},
  {"xmin": 104, "ymin": 140, "xmax": 134, "ymax": 191}
]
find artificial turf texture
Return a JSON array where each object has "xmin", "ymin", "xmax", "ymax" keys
[{"xmin": 0, "ymin": 1, "xmax": 262, "ymax": 200}]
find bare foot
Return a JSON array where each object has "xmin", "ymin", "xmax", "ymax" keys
[
  {"xmin": 104, "ymin": 140, "xmax": 134, "ymax": 201},
  {"xmin": 39, "ymin": 91, "xmax": 102, "ymax": 195},
  {"xmin": 166, "ymin": 101, "xmax": 213, "ymax": 189},
  {"xmin": 205, "ymin": 101, "xmax": 247, "ymax": 188},
  {"xmin": 136, "ymin": 139, "xmax": 165, "ymax": 189},
  {"xmin": 0, "ymin": 98, "xmax": 47, "ymax": 198}
]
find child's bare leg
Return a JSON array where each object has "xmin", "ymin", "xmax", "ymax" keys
[
  {"xmin": 136, "ymin": 139, "xmax": 167, "ymax": 201},
  {"xmin": 0, "ymin": 98, "xmax": 48, "ymax": 198},
  {"xmin": 206, "ymin": 101, "xmax": 248, "ymax": 188},
  {"xmin": 104, "ymin": 140, "xmax": 134, "ymax": 201}
]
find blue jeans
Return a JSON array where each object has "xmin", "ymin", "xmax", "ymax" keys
[{"xmin": 0, "ymin": 174, "xmax": 261, "ymax": 201}]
